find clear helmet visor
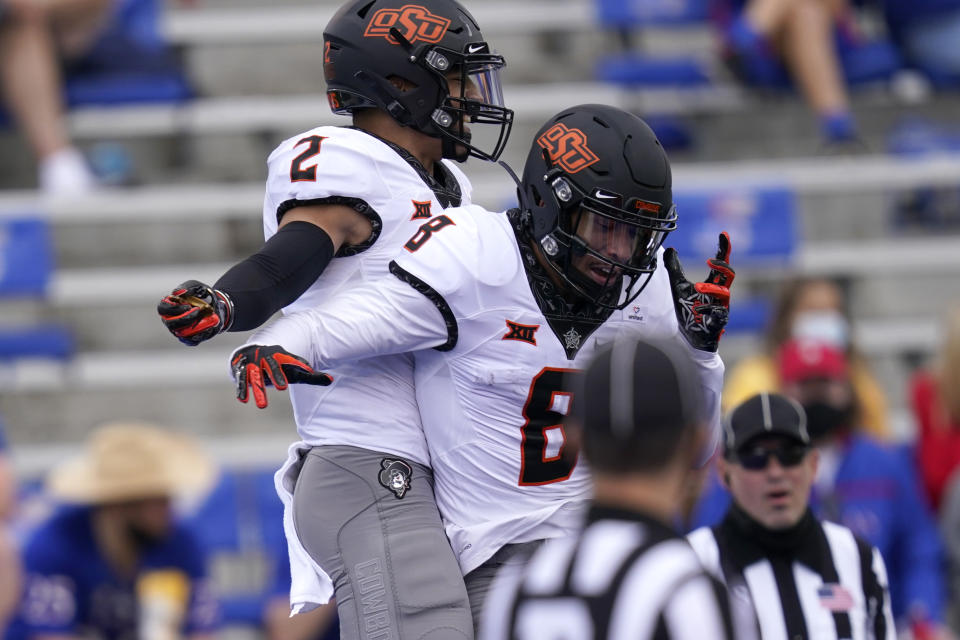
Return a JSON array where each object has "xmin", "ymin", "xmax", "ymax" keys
[
  {"xmin": 573, "ymin": 204, "xmax": 671, "ymax": 272},
  {"xmin": 466, "ymin": 62, "xmax": 506, "ymax": 114},
  {"xmin": 437, "ymin": 48, "xmax": 513, "ymax": 161}
]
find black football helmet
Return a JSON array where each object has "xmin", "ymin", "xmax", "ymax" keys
[
  {"xmin": 520, "ymin": 104, "xmax": 677, "ymax": 310},
  {"xmin": 323, "ymin": 0, "xmax": 513, "ymax": 162}
]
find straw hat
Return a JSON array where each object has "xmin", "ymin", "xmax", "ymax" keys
[{"xmin": 47, "ymin": 422, "xmax": 216, "ymax": 504}]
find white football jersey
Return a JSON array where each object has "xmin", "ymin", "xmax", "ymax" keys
[
  {"xmin": 262, "ymin": 126, "xmax": 471, "ymax": 465},
  {"xmin": 390, "ymin": 205, "xmax": 724, "ymax": 573},
  {"xmin": 247, "ymin": 203, "xmax": 724, "ymax": 574}
]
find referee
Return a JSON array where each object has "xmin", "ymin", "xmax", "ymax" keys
[
  {"xmin": 687, "ymin": 392, "xmax": 896, "ymax": 640},
  {"xmin": 479, "ymin": 336, "xmax": 734, "ymax": 640}
]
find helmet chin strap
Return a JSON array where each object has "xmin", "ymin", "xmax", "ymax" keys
[
  {"xmin": 441, "ymin": 134, "xmax": 469, "ymax": 162},
  {"xmin": 496, "ymin": 158, "xmax": 532, "ymax": 212}
]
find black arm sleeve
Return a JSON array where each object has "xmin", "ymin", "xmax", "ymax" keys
[{"xmin": 214, "ymin": 221, "xmax": 335, "ymax": 331}]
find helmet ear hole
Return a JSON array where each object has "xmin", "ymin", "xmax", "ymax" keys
[{"xmin": 386, "ymin": 75, "xmax": 417, "ymax": 92}]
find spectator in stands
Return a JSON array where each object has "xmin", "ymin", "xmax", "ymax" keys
[
  {"xmin": 5, "ymin": 421, "xmax": 220, "ymax": 639},
  {"xmin": 911, "ymin": 306, "xmax": 960, "ymax": 512},
  {"xmin": 694, "ymin": 339, "xmax": 950, "ymax": 635},
  {"xmin": 0, "ymin": 417, "xmax": 20, "ymax": 633},
  {"xmin": 717, "ymin": 0, "xmax": 859, "ymax": 144},
  {"xmin": 0, "ymin": 0, "xmax": 107, "ymax": 193},
  {"xmin": 781, "ymin": 339, "xmax": 951, "ymax": 637},
  {"xmin": 724, "ymin": 276, "xmax": 890, "ymax": 438},
  {"xmin": 877, "ymin": 0, "xmax": 960, "ymax": 82}
]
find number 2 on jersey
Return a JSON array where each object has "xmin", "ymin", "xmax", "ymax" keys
[
  {"xmin": 519, "ymin": 367, "xmax": 582, "ymax": 486},
  {"xmin": 290, "ymin": 135, "xmax": 328, "ymax": 182}
]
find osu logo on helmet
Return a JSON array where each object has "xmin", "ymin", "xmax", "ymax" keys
[
  {"xmin": 536, "ymin": 123, "xmax": 600, "ymax": 174},
  {"xmin": 364, "ymin": 4, "xmax": 452, "ymax": 45}
]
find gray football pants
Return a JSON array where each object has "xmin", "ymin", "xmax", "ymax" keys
[
  {"xmin": 464, "ymin": 541, "xmax": 543, "ymax": 633},
  {"xmin": 292, "ymin": 445, "xmax": 473, "ymax": 640}
]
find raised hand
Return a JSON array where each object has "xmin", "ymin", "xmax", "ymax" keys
[
  {"xmin": 664, "ymin": 232, "xmax": 734, "ymax": 352},
  {"xmin": 231, "ymin": 345, "xmax": 333, "ymax": 409}
]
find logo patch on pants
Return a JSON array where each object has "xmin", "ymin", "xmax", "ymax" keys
[{"xmin": 378, "ymin": 458, "xmax": 412, "ymax": 499}]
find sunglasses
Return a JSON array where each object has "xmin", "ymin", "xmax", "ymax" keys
[{"xmin": 733, "ymin": 445, "xmax": 809, "ymax": 471}]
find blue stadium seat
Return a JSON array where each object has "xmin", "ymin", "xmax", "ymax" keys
[
  {"xmin": 668, "ymin": 186, "xmax": 797, "ymax": 265},
  {"xmin": 189, "ymin": 469, "xmax": 288, "ymax": 627},
  {"xmin": 594, "ymin": 0, "xmax": 712, "ymax": 89},
  {"xmin": 666, "ymin": 186, "xmax": 796, "ymax": 336},
  {"xmin": 0, "ymin": 0, "xmax": 191, "ymax": 123},
  {"xmin": 0, "ymin": 217, "xmax": 54, "ymax": 297},
  {"xmin": 837, "ymin": 38, "xmax": 903, "ymax": 86},
  {"xmin": 0, "ymin": 216, "xmax": 74, "ymax": 361},
  {"xmin": 723, "ymin": 298, "xmax": 771, "ymax": 334},
  {"xmin": 595, "ymin": 0, "xmax": 709, "ymax": 27},
  {"xmin": 597, "ymin": 56, "xmax": 712, "ymax": 88},
  {"xmin": 64, "ymin": 0, "xmax": 193, "ymax": 107},
  {"xmin": 0, "ymin": 326, "xmax": 73, "ymax": 361},
  {"xmin": 886, "ymin": 119, "xmax": 960, "ymax": 231},
  {"xmin": 727, "ymin": 24, "xmax": 903, "ymax": 89}
]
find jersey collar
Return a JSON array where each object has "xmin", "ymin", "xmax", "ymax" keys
[
  {"xmin": 508, "ymin": 208, "xmax": 614, "ymax": 360},
  {"xmin": 348, "ymin": 126, "xmax": 462, "ymax": 208}
]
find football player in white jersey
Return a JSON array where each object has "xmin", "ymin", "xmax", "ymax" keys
[
  {"xmin": 155, "ymin": 1, "xmax": 513, "ymax": 638},
  {"xmin": 231, "ymin": 104, "xmax": 734, "ymax": 625}
]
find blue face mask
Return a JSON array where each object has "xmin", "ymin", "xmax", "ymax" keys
[{"xmin": 791, "ymin": 311, "xmax": 850, "ymax": 350}]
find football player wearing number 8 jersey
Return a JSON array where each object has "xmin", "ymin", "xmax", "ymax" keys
[
  {"xmin": 156, "ymin": 1, "xmax": 514, "ymax": 638},
  {"xmin": 231, "ymin": 104, "xmax": 733, "ymax": 627}
]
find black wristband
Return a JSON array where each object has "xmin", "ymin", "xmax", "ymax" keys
[{"xmin": 214, "ymin": 221, "xmax": 335, "ymax": 331}]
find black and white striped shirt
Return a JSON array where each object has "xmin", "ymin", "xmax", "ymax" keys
[
  {"xmin": 480, "ymin": 506, "xmax": 734, "ymax": 640},
  {"xmin": 687, "ymin": 508, "xmax": 896, "ymax": 640}
]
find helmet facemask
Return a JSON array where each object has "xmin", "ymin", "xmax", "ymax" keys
[
  {"xmin": 539, "ymin": 166, "xmax": 677, "ymax": 310},
  {"xmin": 394, "ymin": 35, "xmax": 513, "ymax": 162}
]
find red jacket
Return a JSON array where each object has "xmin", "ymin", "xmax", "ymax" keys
[{"xmin": 911, "ymin": 370, "xmax": 960, "ymax": 511}]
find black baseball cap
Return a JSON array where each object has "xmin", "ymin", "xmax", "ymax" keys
[{"xmin": 722, "ymin": 392, "xmax": 810, "ymax": 455}]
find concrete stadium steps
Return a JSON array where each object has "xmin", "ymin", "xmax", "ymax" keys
[
  {"xmin": 3, "ymin": 88, "xmax": 956, "ymax": 190},
  {"xmin": 36, "ymin": 235, "xmax": 958, "ymax": 354},
  {"xmin": 2, "ymin": 0, "xmax": 958, "ymax": 449},
  {"xmin": 0, "ymin": 311, "xmax": 937, "ymax": 447},
  {"xmin": 51, "ymin": 218, "xmax": 261, "ymax": 269},
  {"xmin": 9, "ymin": 431, "xmax": 295, "ymax": 480},
  {"xmin": 175, "ymin": 7, "xmax": 609, "ymax": 89},
  {"xmin": 680, "ymin": 92, "xmax": 960, "ymax": 162},
  {"xmin": 0, "ymin": 370, "xmax": 295, "ymax": 451},
  {"xmin": 53, "ymin": 93, "xmax": 960, "ymax": 186}
]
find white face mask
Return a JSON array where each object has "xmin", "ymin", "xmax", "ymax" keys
[{"xmin": 791, "ymin": 310, "xmax": 850, "ymax": 349}]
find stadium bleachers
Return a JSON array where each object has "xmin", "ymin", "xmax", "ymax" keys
[
  {"xmin": 1, "ymin": 1, "xmax": 959, "ymax": 636},
  {"xmin": 0, "ymin": 216, "xmax": 74, "ymax": 366},
  {"xmin": 0, "ymin": 0, "xmax": 958, "ymax": 505}
]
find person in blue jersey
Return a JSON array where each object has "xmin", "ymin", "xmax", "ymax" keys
[{"xmin": 5, "ymin": 422, "xmax": 219, "ymax": 640}]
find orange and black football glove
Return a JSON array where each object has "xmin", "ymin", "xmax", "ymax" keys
[
  {"xmin": 664, "ymin": 231, "xmax": 735, "ymax": 352},
  {"xmin": 157, "ymin": 280, "xmax": 234, "ymax": 346},
  {"xmin": 231, "ymin": 345, "xmax": 333, "ymax": 409}
]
